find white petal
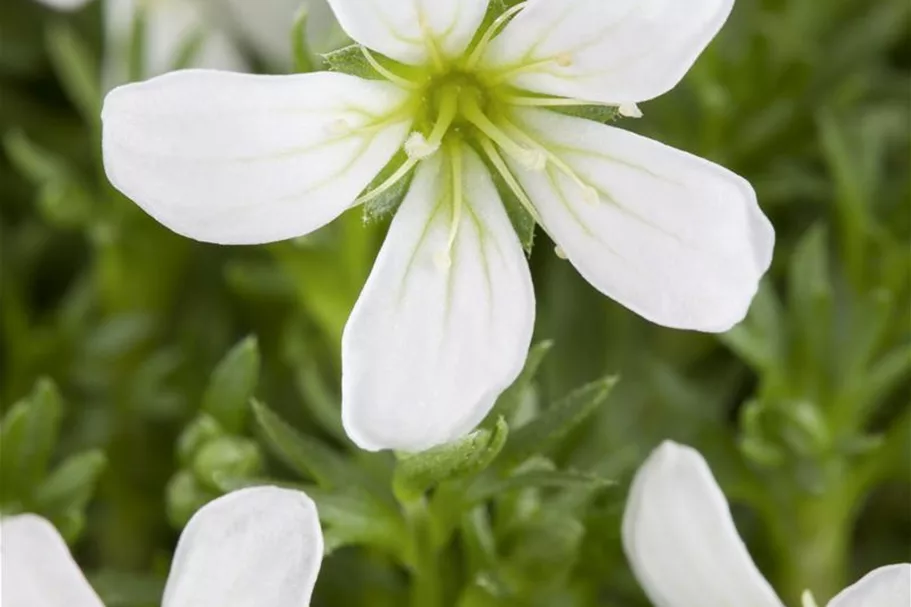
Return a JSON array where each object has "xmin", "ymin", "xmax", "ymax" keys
[
  {"xmin": 325, "ymin": 0, "xmax": 489, "ymax": 66},
  {"xmin": 162, "ymin": 486, "xmax": 323, "ymax": 607},
  {"xmin": 0, "ymin": 514, "xmax": 104, "ymax": 607},
  {"xmin": 481, "ymin": 0, "xmax": 734, "ymax": 104},
  {"xmin": 622, "ymin": 442, "xmax": 785, "ymax": 607},
  {"xmin": 509, "ymin": 109, "xmax": 773, "ymax": 332},
  {"xmin": 341, "ymin": 145, "xmax": 535, "ymax": 452},
  {"xmin": 827, "ymin": 564, "xmax": 911, "ymax": 607},
  {"xmin": 102, "ymin": 70, "xmax": 412, "ymax": 244},
  {"xmin": 103, "ymin": 0, "xmax": 246, "ymax": 88}
]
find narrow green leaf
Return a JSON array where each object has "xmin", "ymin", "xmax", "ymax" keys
[
  {"xmin": 0, "ymin": 378, "xmax": 65, "ymax": 501},
  {"xmin": 394, "ymin": 418, "xmax": 509, "ymax": 503},
  {"xmin": 307, "ymin": 486, "xmax": 408, "ymax": 558},
  {"xmin": 34, "ymin": 449, "xmax": 107, "ymax": 515},
  {"xmin": 45, "ymin": 24, "xmax": 100, "ymax": 125},
  {"xmin": 501, "ymin": 377, "xmax": 618, "ymax": 467},
  {"xmin": 485, "ymin": 341, "xmax": 553, "ymax": 426},
  {"xmin": 466, "ymin": 469, "xmax": 613, "ymax": 505},
  {"xmin": 201, "ymin": 336, "xmax": 260, "ymax": 433},
  {"xmin": 251, "ymin": 399, "xmax": 358, "ymax": 489},
  {"xmin": 291, "ymin": 7, "xmax": 315, "ymax": 73}
]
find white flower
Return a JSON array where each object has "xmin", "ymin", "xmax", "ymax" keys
[
  {"xmin": 101, "ymin": 0, "xmax": 775, "ymax": 453},
  {"xmin": 623, "ymin": 441, "xmax": 911, "ymax": 607},
  {"xmin": 0, "ymin": 486, "xmax": 323, "ymax": 607}
]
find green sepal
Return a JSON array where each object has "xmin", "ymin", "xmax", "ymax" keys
[
  {"xmin": 500, "ymin": 377, "xmax": 618, "ymax": 468},
  {"xmin": 362, "ymin": 150, "xmax": 416, "ymax": 222},
  {"xmin": 324, "ymin": 44, "xmax": 383, "ymax": 80},
  {"xmin": 491, "ymin": 164, "xmax": 537, "ymax": 255},
  {"xmin": 201, "ymin": 336, "xmax": 260, "ymax": 433},
  {"xmin": 393, "ymin": 418, "xmax": 509, "ymax": 503},
  {"xmin": 166, "ymin": 470, "xmax": 218, "ymax": 529},
  {"xmin": 176, "ymin": 414, "xmax": 225, "ymax": 468},
  {"xmin": 550, "ymin": 105, "xmax": 620, "ymax": 125}
]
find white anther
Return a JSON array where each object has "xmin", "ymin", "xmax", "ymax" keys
[
  {"xmin": 433, "ymin": 249, "xmax": 452, "ymax": 270},
  {"xmin": 326, "ymin": 118, "xmax": 353, "ymax": 135},
  {"xmin": 554, "ymin": 246, "xmax": 568, "ymax": 260},
  {"xmin": 554, "ymin": 52, "xmax": 574, "ymax": 67},
  {"xmin": 582, "ymin": 185, "xmax": 600, "ymax": 204},
  {"xmin": 517, "ymin": 147, "xmax": 547, "ymax": 171},
  {"xmin": 405, "ymin": 132, "xmax": 440, "ymax": 160},
  {"xmin": 619, "ymin": 103, "xmax": 643, "ymax": 118}
]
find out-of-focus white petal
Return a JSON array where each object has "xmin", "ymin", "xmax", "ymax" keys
[
  {"xmin": 162, "ymin": 486, "xmax": 323, "ymax": 607},
  {"xmin": 481, "ymin": 0, "xmax": 734, "ymax": 104},
  {"xmin": 342, "ymin": 145, "xmax": 535, "ymax": 452},
  {"xmin": 622, "ymin": 442, "xmax": 785, "ymax": 607},
  {"xmin": 0, "ymin": 514, "xmax": 104, "ymax": 607},
  {"xmin": 104, "ymin": 0, "xmax": 246, "ymax": 88},
  {"xmin": 325, "ymin": 0, "xmax": 489, "ymax": 66},
  {"xmin": 33, "ymin": 0, "xmax": 91, "ymax": 10},
  {"xmin": 509, "ymin": 109, "xmax": 773, "ymax": 332},
  {"xmin": 102, "ymin": 69, "xmax": 412, "ymax": 244},
  {"xmin": 827, "ymin": 564, "xmax": 911, "ymax": 607},
  {"xmin": 224, "ymin": 0, "xmax": 348, "ymax": 67}
]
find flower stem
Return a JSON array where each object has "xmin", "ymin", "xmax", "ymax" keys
[{"xmin": 405, "ymin": 497, "xmax": 444, "ymax": 607}]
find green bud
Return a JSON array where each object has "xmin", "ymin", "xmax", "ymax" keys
[
  {"xmin": 192, "ymin": 436, "xmax": 263, "ymax": 491},
  {"xmin": 176, "ymin": 414, "xmax": 224, "ymax": 468},
  {"xmin": 166, "ymin": 470, "xmax": 216, "ymax": 529}
]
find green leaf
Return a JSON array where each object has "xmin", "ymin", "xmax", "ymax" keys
[
  {"xmin": 201, "ymin": 336, "xmax": 260, "ymax": 433},
  {"xmin": 251, "ymin": 399, "xmax": 361, "ymax": 489},
  {"xmin": 34, "ymin": 449, "xmax": 107, "ymax": 515},
  {"xmin": 324, "ymin": 44, "xmax": 383, "ymax": 80},
  {"xmin": 0, "ymin": 378, "xmax": 64, "ymax": 502},
  {"xmin": 485, "ymin": 341, "xmax": 553, "ymax": 426},
  {"xmin": 176, "ymin": 414, "xmax": 224, "ymax": 468},
  {"xmin": 165, "ymin": 470, "xmax": 218, "ymax": 529},
  {"xmin": 307, "ymin": 486, "xmax": 408, "ymax": 557},
  {"xmin": 361, "ymin": 150, "xmax": 416, "ymax": 222},
  {"xmin": 45, "ymin": 23, "xmax": 100, "ymax": 125},
  {"xmin": 466, "ymin": 469, "xmax": 613, "ymax": 505},
  {"xmin": 501, "ymin": 377, "xmax": 618, "ymax": 468},
  {"xmin": 393, "ymin": 418, "xmax": 509, "ymax": 503}
]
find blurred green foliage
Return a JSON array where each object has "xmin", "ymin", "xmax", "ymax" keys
[{"xmin": 1, "ymin": 0, "xmax": 909, "ymax": 606}]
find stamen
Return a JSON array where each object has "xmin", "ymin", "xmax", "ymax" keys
[
  {"xmin": 405, "ymin": 133, "xmax": 438, "ymax": 159},
  {"xmin": 477, "ymin": 137, "xmax": 542, "ymax": 225},
  {"xmin": 554, "ymin": 245, "xmax": 568, "ymax": 259},
  {"xmin": 461, "ymin": 95, "xmax": 545, "ymax": 170},
  {"xmin": 437, "ymin": 140, "xmax": 464, "ymax": 270},
  {"xmin": 484, "ymin": 55, "xmax": 575, "ymax": 87},
  {"xmin": 354, "ymin": 157, "xmax": 419, "ymax": 206},
  {"xmin": 498, "ymin": 95, "xmax": 610, "ymax": 108},
  {"xmin": 500, "ymin": 116, "xmax": 600, "ymax": 204},
  {"xmin": 464, "ymin": 2, "xmax": 527, "ymax": 70},
  {"xmin": 619, "ymin": 102, "xmax": 643, "ymax": 118},
  {"xmin": 554, "ymin": 53, "xmax": 573, "ymax": 67},
  {"xmin": 360, "ymin": 47, "xmax": 420, "ymax": 90}
]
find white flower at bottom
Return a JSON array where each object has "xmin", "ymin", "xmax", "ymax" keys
[
  {"xmin": 102, "ymin": 0, "xmax": 775, "ymax": 453},
  {"xmin": 622, "ymin": 441, "xmax": 911, "ymax": 607},
  {"xmin": 0, "ymin": 486, "xmax": 323, "ymax": 607}
]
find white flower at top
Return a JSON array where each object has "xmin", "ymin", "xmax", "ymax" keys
[
  {"xmin": 623, "ymin": 441, "xmax": 911, "ymax": 607},
  {"xmin": 0, "ymin": 486, "xmax": 323, "ymax": 607},
  {"xmin": 101, "ymin": 0, "xmax": 776, "ymax": 453}
]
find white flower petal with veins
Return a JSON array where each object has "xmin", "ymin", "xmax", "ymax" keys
[
  {"xmin": 325, "ymin": 0, "xmax": 489, "ymax": 66},
  {"xmin": 162, "ymin": 486, "xmax": 323, "ymax": 607},
  {"xmin": 622, "ymin": 442, "xmax": 785, "ymax": 607},
  {"xmin": 342, "ymin": 145, "xmax": 535, "ymax": 452},
  {"xmin": 0, "ymin": 515, "xmax": 105, "ymax": 607},
  {"xmin": 827, "ymin": 564, "xmax": 911, "ymax": 607},
  {"xmin": 102, "ymin": 69, "xmax": 411, "ymax": 244},
  {"xmin": 508, "ymin": 109, "xmax": 773, "ymax": 332},
  {"xmin": 481, "ymin": 0, "xmax": 735, "ymax": 104}
]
